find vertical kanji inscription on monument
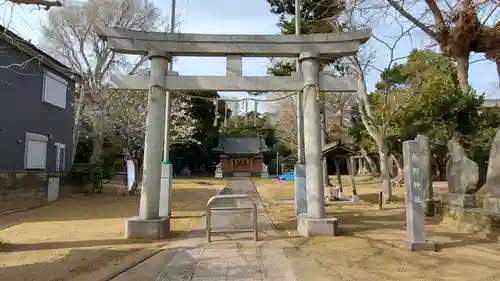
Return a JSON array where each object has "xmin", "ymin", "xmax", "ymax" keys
[{"xmin": 402, "ymin": 140, "xmax": 436, "ymax": 251}]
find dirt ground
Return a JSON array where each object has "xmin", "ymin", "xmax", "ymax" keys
[
  {"xmin": 0, "ymin": 178, "xmax": 226, "ymax": 281},
  {"xmin": 255, "ymin": 177, "xmax": 500, "ymax": 281}
]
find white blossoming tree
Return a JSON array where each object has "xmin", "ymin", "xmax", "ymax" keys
[
  {"xmin": 103, "ymin": 89, "xmax": 197, "ymax": 193},
  {"xmin": 104, "ymin": 90, "xmax": 198, "ymax": 154}
]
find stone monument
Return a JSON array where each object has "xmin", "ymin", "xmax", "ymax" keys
[
  {"xmin": 415, "ymin": 135, "xmax": 434, "ymax": 216},
  {"xmin": 402, "ymin": 140, "xmax": 436, "ymax": 251},
  {"xmin": 441, "ymin": 138, "xmax": 477, "ymax": 207},
  {"xmin": 261, "ymin": 163, "xmax": 268, "ymax": 178},
  {"xmin": 214, "ymin": 162, "xmax": 223, "ymax": 178},
  {"xmin": 484, "ymin": 128, "xmax": 500, "ymax": 213}
]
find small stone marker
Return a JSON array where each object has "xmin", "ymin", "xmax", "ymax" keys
[{"xmin": 403, "ymin": 140, "xmax": 436, "ymax": 251}]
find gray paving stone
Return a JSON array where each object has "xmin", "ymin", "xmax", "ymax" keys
[{"xmin": 110, "ymin": 178, "xmax": 298, "ymax": 281}]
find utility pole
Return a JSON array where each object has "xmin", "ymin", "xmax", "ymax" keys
[
  {"xmin": 295, "ymin": 0, "xmax": 305, "ymax": 164},
  {"xmin": 163, "ymin": 0, "xmax": 176, "ymax": 161},
  {"xmin": 158, "ymin": 0, "xmax": 176, "ymax": 220}
]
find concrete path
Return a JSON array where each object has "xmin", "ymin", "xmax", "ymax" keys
[{"xmin": 109, "ymin": 178, "xmax": 299, "ymax": 281}]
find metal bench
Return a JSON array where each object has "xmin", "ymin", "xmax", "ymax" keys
[{"xmin": 205, "ymin": 194, "xmax": 258, "ymax": 242}]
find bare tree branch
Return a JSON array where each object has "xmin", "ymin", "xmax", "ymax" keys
[{"xmin": 40, "ymin": 0, "xmax": 164, "ymax": 163}]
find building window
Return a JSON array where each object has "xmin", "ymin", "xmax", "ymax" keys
[
  {"xmin": 25, "ymin": 132, "xmax": 48, "ymax": 169},
  {"xmin": 42, "ymin": 70, "xmax": 68, "ymax": 109},
  {"xmin": 55, "ymin": 143, "xmax": 66, "ymax": 172}
]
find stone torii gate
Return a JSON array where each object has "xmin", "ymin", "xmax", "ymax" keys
[{"xmin": 96, "ymin": 24, "xmax": 370, "ymax": 239}]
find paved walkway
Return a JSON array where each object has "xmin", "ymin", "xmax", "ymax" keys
[{"xmin": 110, "ymin": 178, "xmax": 299, "ymax": 281}]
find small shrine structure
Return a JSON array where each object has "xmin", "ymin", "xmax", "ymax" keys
[
  {"xmin": 213, "ymin": 135, "xmax": 270, "ymax": 177},
  {"xmin": 323, "ymin": 141, "xmax": 359, "ymax": 200}
]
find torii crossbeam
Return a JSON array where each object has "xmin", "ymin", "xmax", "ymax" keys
[
  {"xmin": 95, "ymin": 23, "xmax": 370, "ymax": 58},
  {"xmin": 110, "ymin": 72, "xmax": 358, "ymax": 92}
]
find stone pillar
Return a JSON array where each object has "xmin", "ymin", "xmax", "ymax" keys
[
  {"xmin": 402, "ymin": 140, "xmax": 436, "ymax": 251},
  {"xmin": 126, "ymin": 51, "xmax": 170, "ymax": 239},
  {"xmin": 299, "ymin": 52, "xmax": 325, "ymax": 219},
  {"xmin": 139, "ymin": 51, "xmax": 169, "ymax": 220}
]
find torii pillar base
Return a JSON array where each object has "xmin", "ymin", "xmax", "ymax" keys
[
  {"xmin": 125, "ymin": 216, "xmax": 170, "ymax": 239},
  {"xmin": 297, "ymin": 213, "xmax": 338, "ymax": 236}
]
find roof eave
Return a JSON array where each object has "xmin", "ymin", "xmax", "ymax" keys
[{"xmin": 0, "ymin": 25, "xmax": 84, "ymax": 83}]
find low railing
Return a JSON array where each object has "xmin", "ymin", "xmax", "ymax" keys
[{"xmin": 205, "ymin": 194, "xmax": 258, "ymax": 242}]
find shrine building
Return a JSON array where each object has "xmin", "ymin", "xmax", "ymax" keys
[{"xmin": 213, "ymin": 135, "xmax": 270, "ymax": 177}]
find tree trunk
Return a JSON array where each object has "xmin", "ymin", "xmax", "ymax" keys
[
  {"xmin": 455, "ymin": 56, "xmax": 470, "ymax": 93},
  {"xmin": 378, "ymin": 143, "xmax": 392, "ymax": 203},
  {"xmin": 320, "ymin": 99, "xmax": 331, "ymax": 186},
  {"xmin": 323, "ymin": 157, "xmax": 332, "ymax": 186},
  {"xmin": 90, "ymin": 114, "xmax": 105, "ymax": 165},
  {"xmin": 128, "ymin": 157, "xmax": 140, "ymax": 195},
  {"xmin": 335, "ymin": 160, "xmax": 343, "ymax": 193},
  {"xmin": 388, "ymin": 154, "xmax": 396, "ymax": 177},
  {"xmin": 71, "ymin": 86, "xmax": 85, "ymax": 164},
  {"xmin": 91, "ymin": 134, "xmax": 104, "ymax": 164},
  {"xmin": 391, "ymin": 154, "xmax": 404, "ymax": 180},
  {"xmin": 360, "ymin": 148, "xmax": 378, "ymax": 175},
  {"xmin": 347, "ymin": 156, "xmax": 358, "ymax": 196}
]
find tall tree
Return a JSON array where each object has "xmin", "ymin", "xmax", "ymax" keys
[
  {"xmin": 40, "ymin": 0, "xmax": 164, "ymax": 164},
  {"xmin": 382, "ymin": 0, "xmax": 500, "ymax": 93},
  {"xmin": 342, "ymin": 20, "xmax": 417, "ymax": 202},
  {"xmin": 353, "ymin": 49, "xmax": 500, "ymax": 186},
  {"xmin": 267, "ymin": 0, "xmax": 346, "ymax": 34}
]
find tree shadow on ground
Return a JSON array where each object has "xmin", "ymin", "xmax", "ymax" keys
[
  {"xmin": 0, "ymin": 187, "xmax": 219, "ymax": 230},
  {"xmin": 0, "ymin": 247, "xmax": 145, "ymax": 281},
  {"xmin": 431, "ymin": 231, "xmax": 500, "ymax": 250},
  {"xmin": 270, "ymin": 215, "xmax": 297, "ymax": 231},
  {"xmin": 298, "ymin": 234, "xmax": 500, "ymax": 280},
  {"xmin": 269, "ymin": 204, "xmax": 443, "ymax": 237},
  {"xmin": 334, "ymin": 209, "xmax": 443, "ymax": 236},
  {"xmin": 0, "ymin": 239, "xmax": 152, "ymax": 252},
  {"xmin": 359, "ymin": 192, "xmax": 406, "ymax": 204},
  {"xmin": 0, "ymin": 230, "xmax": 195, "ymax": 253},
  {"xmin": 355, "ymin": 176, "xmax": 381, "ymax": 183}
]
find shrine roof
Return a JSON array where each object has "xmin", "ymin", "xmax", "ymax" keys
[
  {"xmin": 322, "ymin": 141, "xmax": 357, "ymax": 156},
  {"xmin": 213, "ymin": 136, "xmax": 270, "ymax": 155}
]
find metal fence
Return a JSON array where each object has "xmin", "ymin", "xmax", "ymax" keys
[{"xmin": 205, "ymin": 194, "xmax": 258, "ymax": 242}]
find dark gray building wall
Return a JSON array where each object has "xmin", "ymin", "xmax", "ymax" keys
[{"xmin": 0, "ymin": 42, "xmax": 75, "ymax": 172}]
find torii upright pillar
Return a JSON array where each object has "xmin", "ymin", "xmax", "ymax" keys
[
  {"xmin": 297, "ymin": 52, "xmax": 338, "ymax": 236},
  {"xmin": 127, "ymin": 50, "xmax": 171, "ymax": 239}
]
